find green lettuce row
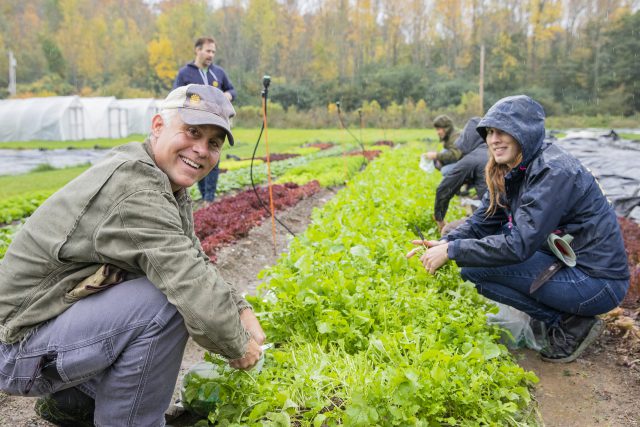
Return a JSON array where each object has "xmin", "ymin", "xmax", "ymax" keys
[
  {"xmin": 219, "ymin": 159, "xmax": 264, "ymax": 171},
  {"xmin": 0, "ymin": 224, "xmax": 20, "ymax": 260},
  {"xmin": 0, "ymin": 144, "xmax": 349, "ymax": 223},
  {"xmin": 285, "ymin": 146, "xmax": 323, "ymax": 156},
  {"xmin": 276, "ymin": 155, "xmax": 366, "ymax": 187},
  {"xmin": 195, "ymin": 144, "xmax": 359, "ymax": 199},
  {"xmin": 0, "ymin": 191, "xmax": 53, "ymax": 225},
  {"xmin": 184, "ymin": 143, "xmax": 538, "ymax": 426}
]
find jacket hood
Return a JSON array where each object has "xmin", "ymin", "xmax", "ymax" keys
[
  {"xmin": 433, "ymin": 114, "xmax": 455, "ymax": 139},
  {"xmin": 455, "ymin": 117, "xmax": 484, "ymax": 155},
  {"xmin": 187, "ymin": 62, "xmax": 206, "ymax": 70},
  {"xmin": 433, "ymin": 114, "xmax": 454, "ymax": 129},
  {"xmin": 476, "ymin": 95, "xmax": 546, "ymax": 166}
]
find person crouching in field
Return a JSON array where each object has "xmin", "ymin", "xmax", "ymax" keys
[
  {"xmin": 408, "ymin": 95, "xmax": 629, "ymax": 363},
  {"xmin": 433, "ymin": 116, "xmax": 488, "ymax": 234},
  {"xmin": 423, "ymin": 114, "xmax": 462, "ymax": 176},
  {"xmin": 0, "ymin": 84, "xmax": 265, "ymax": 426}
]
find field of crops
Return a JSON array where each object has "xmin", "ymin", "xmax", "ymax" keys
[
  {"xmin": 1, "ymin": 130, "xmax": 638, "ymax": 426},
  {"xmin": 0, "ymin": 129, "xmax": 419, "ymax": 227},
  {"xmin": 0, "ymin": 134, "xmax": 540, "ymax": 424},
  {"xmin": 179, "ymin": 143, "xmax": 540, "ymax": 426}
]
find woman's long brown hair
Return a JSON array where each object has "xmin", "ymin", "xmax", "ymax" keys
[{"xmin": 484, "ymin": 151, "xmax": 523, "ymax": 216}]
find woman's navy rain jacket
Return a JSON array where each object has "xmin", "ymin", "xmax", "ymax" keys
[{"xmin": 445, "ymin": 95, "xmax": 629, "ymax": 280}]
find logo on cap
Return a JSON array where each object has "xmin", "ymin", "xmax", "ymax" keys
[{"xmin": 189, "ymin": 94, "xmax": 201, "ymax": 105}]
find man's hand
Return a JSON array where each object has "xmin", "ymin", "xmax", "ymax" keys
[
  {"xmin": 425, "ymin": 151, "xmax": 437, "ymax": 160},
  {"xmin": 406, "ymin": 239, "xmax": 449, "ymax": 274},
  {"xmin": 224, "ymin": 91, "xmax": 233, "ymax": 102},
  {"xmin": 228, "ymin": 338, "xmax": 262, "ymax": 370},
  {"xmin": 228, "ymin": 309, "xmax": 266, "ymax": 371},
  {"xmin": 239, "ymin": 308, "xmax": 266, "ymax": 345}
]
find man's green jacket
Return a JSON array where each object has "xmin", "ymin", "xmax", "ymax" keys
[{"xmin": 0, "ymin": 141, "xmax": 251, "ymax": 359}]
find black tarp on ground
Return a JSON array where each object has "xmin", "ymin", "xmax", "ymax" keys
[{"xmin": 555, "ymin": 130, "xmax": 640, "ymax": 222}]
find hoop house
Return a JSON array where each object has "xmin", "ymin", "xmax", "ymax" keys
[
  {"xmin": 82, "ymin": 97, "xmax": 128, "ymax": 139},
  {"xmin": 0, "ymin": 96, "xmax": 85, "ymax": 142},
  {"xmin": 117, "ymin": 98, "xmax": 160, "ymax": 136}
]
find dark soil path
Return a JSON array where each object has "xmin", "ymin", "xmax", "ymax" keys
[{"xmin": 517, "ymin": 328, "xmax": 640, "ymax": 426}]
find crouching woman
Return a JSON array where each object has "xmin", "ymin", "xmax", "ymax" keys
[{"xmin": 408, "ymin": 95, "xmax": 629, "ymax": 363}]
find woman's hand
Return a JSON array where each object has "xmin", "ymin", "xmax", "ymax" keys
[
  {"xmin": 406, "ymin": 239, "xmax": 445, "ymax": 258},
  {"xmin": 420, "ymin": 242, "xmax": 449, "ymax": 274},
  {"xmin": 239, "ymin": 308, "xmax": 266, "ymax": 345},
  {"xmin": 406, "ymin": 239, "xmax": 449, "ymax": 274}
]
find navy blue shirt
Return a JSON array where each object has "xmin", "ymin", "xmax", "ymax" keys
[{"xmin": 173, "ymin": 63, "xmax": 237, "ymax": 101}]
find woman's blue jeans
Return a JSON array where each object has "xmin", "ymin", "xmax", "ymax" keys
[{"xmin": 461, "ymin": 251, "xmax": 629, "ymax": 326}]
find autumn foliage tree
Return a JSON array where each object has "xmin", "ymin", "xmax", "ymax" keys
[{"xmin": 0, "ymin": 0, "xmax": 637, "ymax": 116}]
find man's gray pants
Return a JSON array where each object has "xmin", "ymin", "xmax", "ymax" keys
[{"xmin": 0, "ymin": 277, "xmax": 189, "ymax": 427}]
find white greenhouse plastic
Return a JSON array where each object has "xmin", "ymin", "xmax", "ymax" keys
[
  {"xmin": 117, "ymin": 98, "xmax": 160, "ymax": 136},
  {"xmin": 0, "ymin": 96, "xmax": 85, "ymax": 142},
  {"xmin": 0, "ymin": 96, "xmax": 161, "ymax": 142},
  {"xmin": 81, "ymin": 97, "xmax": 128, "ymax": 139}
]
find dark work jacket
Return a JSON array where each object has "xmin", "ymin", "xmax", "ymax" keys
[
  {"xmin": 445, "ymin": 95, "xmax": 629, "ymax": 280},
  {"xmin": 433, "ymin": 117, "xmax": 488, "ymax": 221},
  {"xmin": 173, "ymin": 63, "xmax": 237, "ymax": 101}
]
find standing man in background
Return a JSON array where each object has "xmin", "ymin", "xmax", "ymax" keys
[{"xmin": 174, "ymin": 36, "xmax": 237, "ymax": 206}]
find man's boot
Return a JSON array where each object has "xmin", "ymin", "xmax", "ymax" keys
[
  {"xmin": 34, "ymin": 387, "xmax": 95, "ymax": 427},
  {"xmin": 540, "ymin": 314, "xmax": 604, "ymax": 363}
]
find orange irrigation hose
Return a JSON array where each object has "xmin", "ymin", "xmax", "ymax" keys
[
  {"xmin": 341, "ymin": 143, "xmax": 348, "ymax": 182},
  {"xmin": 262, "ymin": 95, "xmax": 277, "ymax": 255}
]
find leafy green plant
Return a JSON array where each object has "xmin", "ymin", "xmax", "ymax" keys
[
  {"xmin": 285, "ymin": 146, "xmax": 322, "ymax": 156},
  {"xmin": 276, "ymin": 155, "xmax": 365, "ymax": 187},
  {"xmin": 219, "ymin": 159, "xmax": 263, "ymax": 171},
  {"xmin": 0, "ymin": 191, "xmax": 53, "ymax": 224},
  {"xmin": 0, "ymin": 224, "xmax": 20, "ymax": 260},
  {"xmin": 184, "ymin": 143, "xmax": 539, "ymax": 425},
  {"xmin": 213, "ymin": 145, "xmax": 356, "ymax": 197}
]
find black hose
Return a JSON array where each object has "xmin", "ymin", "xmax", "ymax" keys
[{"xmin": 249, "ymin": 81, "xmax": 296, "ymax": 237}]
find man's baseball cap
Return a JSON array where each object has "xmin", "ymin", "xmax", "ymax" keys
[{"xmin": 160, "ymin": 84, "xmax": 236, "ymax": 145}]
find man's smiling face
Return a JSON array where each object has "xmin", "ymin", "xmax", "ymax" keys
[{"xmin": 150, "ymin": 112, "xmax": 225, "ymax": 192}]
